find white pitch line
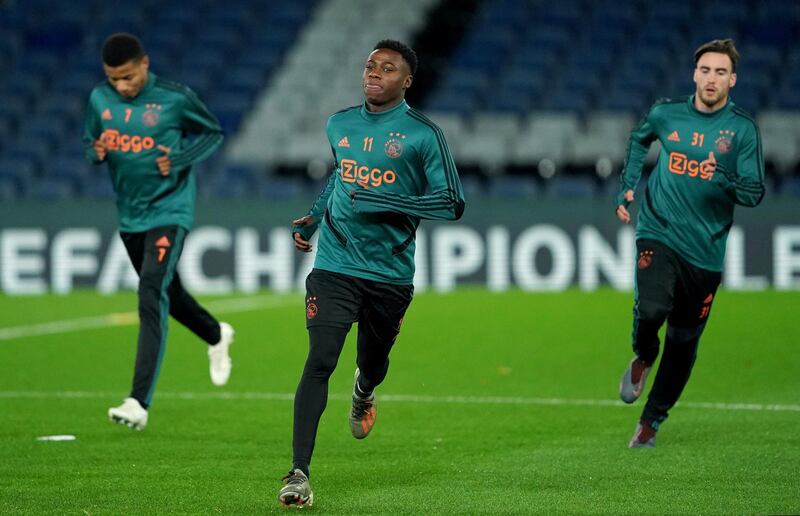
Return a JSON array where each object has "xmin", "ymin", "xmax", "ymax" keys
[
  {"xmin": 0, "ymin": 390, "xmax": 797, "ymax": 413},
  {"xmin": 0, "ymin": 295, "xmax": 299, "ymax": 342}
]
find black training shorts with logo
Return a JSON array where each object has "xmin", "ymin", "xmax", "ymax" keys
[
  {"xmin": 304, "ymin": 268, "xmax": 413, "ymax": 342},
  {"xmin": 635, "ymin": 238, "xmax": 722, "ymax": 328}
]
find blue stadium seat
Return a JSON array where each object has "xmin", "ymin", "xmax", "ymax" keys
[
  {"xmin": 547, "ymin": 89, "xmax": 592, "ymax": 114},
  {"xmin": 0, "ymin": 176, "xmax": 21, "ymax": 201},
  {"xmin": 3, "ymin": 139, "xmax": 52, "ymax": 168},
  {"xmin": 223, "ymin": 68, "xmax": 269, "ymax": 102},
  {"xmin": 702, "ymin": 0, "xmax": 750, "ymax": 24},
  {"xmin": 38, "ymin": 94, "xmax": 89, "ymax": 129},
  {"xmin": 250, "ymin": 28, "xmax": 298, "ymax": 52},
  {"xmin": 597, "ymin": 89, "xmax": 651, "ymax": 115},
  {"xmin": 534, "ymin": 0, "xmax": 582, "ymax": 30},
  {"xmin": 438, "ymin": 71, "xmax": 490, "ymax": 100},
  {"xmin": 489, "ymin": 176, "xmax": 538, "ymax": 199},
  {"xmin": 81, "ymin": 176, "xmax": 116, "ymax": 200},
  {"xmin": 545, "ymin": 176, "xmax": 597, "ymax": 198},
  {"xmin": 222, "ymin": 164, "xmax": 261, "ymax": 184},
  {"xmin": 62, "ymin": 72, "xmax": 99, "ymax": 100},
  {"xmin": 47, "ymin": 156, "xmax": 92, "ymax": 182},
  {"xmin": 731, "ymin": 81, "xmax": 765, "ymax": 113},
  {"xmin": 522, "ymin": 26, "xmax": 573, "ymax": 55},
  {"xmin": 459, "ymin": 177, "xmax": 486, "ymax": 200},
  {"xmin": 259, "ymin": 177, "xmax": 305, "ymax": 200},
  {"xmin": 207, "ymin": 93, "xmax": 252, "ymax": 135},
  {"xmin": 179, "ymin": 46, "xmax": 228, "ymax": 76},
  {"xmin": 426, "ymin": 89, "xmax": 478, "ymax": 114},
  {"xmin": 478, "ymin": 0, "xmax": 531, "ymax": 34},
  {"xmin": 484, "ymin": 89, "xmax": 534, "ymax": 115},
  {"xmin": 144, "ymin": 31, "xmax": 185, "ymax": 57},
  {"xmin": 174, "ymin": 69, "xmax": 212, "ymax": 99},
  {"xmin": 761, "ymin": 0, "xmax": 800, "ymax": 16},
  {"xmin": 17, "ymin": 116, "xmax": 71, "ymax": 148},
  {"xmin": 24, "ymin": 25, "xmax": 82, "ymax": 53},
  {"xmin": 0, "ymin": 158, "xmax": 37, "ymax": 188},
  {"xmin": 15, "ymin": 50, "xmax": 60, "ymax": 78},
  {"xmin": 498, "ymin": 70, "xmax": 546, "ymax": 97},
  {"xmin": 26, "ymin": 177, "xmax": 77, "ymax": 200},
  {"xmin": 784, "ymin": 177, "xmax": 800, "ymax": 198},
  {"xmin": 204, "ymin": 173, "xmax": 258, "ymax": 199},
  {"xmin": 195, "ymin": 26, "xmax": 242, "ymax": 53},
  {"xmin": 2, "ymin": 72, "xmax": 47, "ymax": 106},
  {"xmin": 236, "ymin": 49, "xmax": 284, "ymax": 73}
]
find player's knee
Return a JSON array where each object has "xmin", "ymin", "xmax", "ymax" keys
[
  {"xmin": 137, "ymin": 277, "xmax": 162, "ymax": 301},
  {"xmin": 666, "ymin": 323, "xmax": 705, "ymax": 343},
  {"xmin": 304, "ymin": 353, "xmax": 338, "ymax": 378},
  {"xmin": 138, "ymin": 269, "xmax": 164, "ymax": 290},
  {"xmin": 635, "ymin": 299, "xmax": 670, "ymax": 324}
]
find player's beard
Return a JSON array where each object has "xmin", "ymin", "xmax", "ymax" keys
[{"xmin": 698, "ymin": 87, "xmax": 726, "ymax": 108}]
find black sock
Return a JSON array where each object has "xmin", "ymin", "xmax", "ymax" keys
[
  {"xmin": 354, "ymin": 373, "xmax": 373, "ymax": 398},
  {"xmin": 292, "ymin": 462, "xmax": 310, "ymax": 478}
]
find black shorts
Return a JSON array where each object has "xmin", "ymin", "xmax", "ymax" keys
[
  {"xmin": 636, "ymin": 238, "xmax": 722, "ymax": 327},
  {"xmin": 120, "ymin": 225, "xmax": 187, "ymax": 281},
  {"xmin": 304, "ymin": 268, "xmax": 413, "ymax": 339}
]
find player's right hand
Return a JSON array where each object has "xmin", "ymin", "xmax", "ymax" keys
[
  {"xmin": 292, "ymin": 216, "xmax": 314, "ymax": 252},
  {"xmin": 93, "ymin": 139, "xmax": 108, "ymax": 161},
  {"xmin": 616, "ymin": 190, "xmax": 635, "ymax": 224}
]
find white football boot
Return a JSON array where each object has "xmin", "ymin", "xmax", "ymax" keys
[
  {"xmin": 108, "ymin": 397, "xmax": 148, "ymax": 430},
  {"xmin": 208, "ymin": 322, "xmax": 234, "ymax": 386}
]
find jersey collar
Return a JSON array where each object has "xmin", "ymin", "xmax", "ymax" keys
[
  {"xmin": 360, "ymin": 99, "xmax": 410, "ymax": 123},
  {"xmin": 687, "ymin": 94, "xmax": 733, "ymax": 118}
]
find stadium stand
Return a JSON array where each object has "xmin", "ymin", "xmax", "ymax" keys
[{"xmin": 1, "ymin": 0, "xmax": 798, "ymax": 201}]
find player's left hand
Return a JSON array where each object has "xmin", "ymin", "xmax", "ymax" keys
[
  {"xmin": 700, "ymin": 151, "xmax": 716, "ymax": 177},
  {"xmin": 616, "ymin": 190, "xmax": 634, "ymax": 224},
  {"xmin": 156, "ymin": 145, "xmax": 172, "ymax": 176},
  {"xmin": 292, "ymin": 216, "xmax": 315, "ymax": 252}
]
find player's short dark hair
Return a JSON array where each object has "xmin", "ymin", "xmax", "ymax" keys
[
  {"xmin": 694, "ymin": 38, "xmax": 739, "ymax": 72},
  {"xmin": 373, "ymin": 39, "xmax": 417, "ymax": 75},
  {"xmin": 102, "ymin": 33, "xmax": 145, "ymax": 67}
]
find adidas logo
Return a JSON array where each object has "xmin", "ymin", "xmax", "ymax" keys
[
  {"xmin": 155, "ymin": 236, "xmax": 171, "ymax": 247},
  {"xmin": 337, "ymin": 136, "xmax": 350, "ymax": 148},
  {"xmin": 668, "ymin": 131, "xmax": 680, "ymax": 142},
  {"xmin": 102, "ymin": 109, "xmax": 112, "ymax": 120}
]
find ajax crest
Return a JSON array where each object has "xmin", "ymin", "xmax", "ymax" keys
[
  {"xmin": 715, "ymin": 130, "xmax": 735, "ymax": 154},
  {"xmin": 384, "ymin": 132, "xmax": 406, "ymax": 158},
  {"xmin": 638, "ymin": 250, "xmax": 654, "ymax": 269},
  {"xmin": 142, "ymin": 109, "xmax": 160, "ymax": 127},
  {"xmin": 306, "ymin": 296, "xmax": 318, "ymax": 319}
]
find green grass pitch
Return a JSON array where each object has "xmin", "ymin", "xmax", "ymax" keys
[{"xmin": 1, "ymin": 289, "xmax": 798, "ymax": 514}]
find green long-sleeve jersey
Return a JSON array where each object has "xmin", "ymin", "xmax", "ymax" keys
[
  {"xmin": 617, "ymin": 95, "xmax": 765, "ymax": 271},
  {"xmin": 294, "ymin": 100, "xmax": 465, "ymax": 285},
  {"xmin": 83, "ymin": 72, "xmax": 223, "ymax": 232}
]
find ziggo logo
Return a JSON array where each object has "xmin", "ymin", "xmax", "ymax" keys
[
  {"xmin": 101, "ymin": 129, "xmax": 155, "ymax": 153},
  {"xmin": 668, "ymin": 152, "xmax": 714, "ymax": 180},
  {"xmin": 340, "ymin": 158, "xmax": 396, "ymax": 187}
]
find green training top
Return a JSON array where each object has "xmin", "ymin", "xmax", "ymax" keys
[
  {"xmin": 83, "ymin": 72, "xmax": 223, "ymax": 232},
  {"xmin": 617, "ymin": 95, "xmax": 765, "ymax": 271},
  {"xmin": 294, "ymin": 100, "xmax": 465, "ymax": 285}
]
